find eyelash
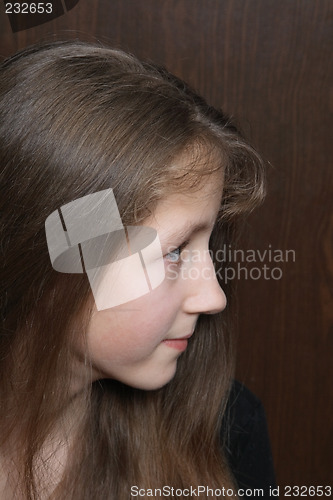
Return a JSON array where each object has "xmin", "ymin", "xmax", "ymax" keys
[{"xmin": 165, "ymin": 241, "xmax": 189, "ymax": 265}]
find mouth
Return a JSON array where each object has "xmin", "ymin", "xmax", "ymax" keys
[{"xmin": 162, "ymin": 332, "xmax": 193, "ymax": 352}]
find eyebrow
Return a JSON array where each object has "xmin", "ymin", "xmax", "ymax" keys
[{"xmin": 161, "ymin": 219, "xmax": 216, "ymax": 245}]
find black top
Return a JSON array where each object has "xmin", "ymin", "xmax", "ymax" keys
[{"xmin": 223, "ymin": 380, "xmax": 278, "ymax": 499}]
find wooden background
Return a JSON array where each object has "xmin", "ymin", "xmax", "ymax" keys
[{"xmin": 1, "ymin": 0, "xmax": 332, "ymax": 489}]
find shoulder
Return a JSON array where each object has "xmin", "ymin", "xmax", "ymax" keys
[
  {"xmin": 226, "ymin": 379, "xmax": 263, "ymax": 429},
  {"xmin": 222, "ymin": 380, "xmax": 278, "ymax": 498}
]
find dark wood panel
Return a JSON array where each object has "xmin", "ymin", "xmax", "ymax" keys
[{"xmin": 1, "ymin": 0, "xmax": 332, "ymax": 487}]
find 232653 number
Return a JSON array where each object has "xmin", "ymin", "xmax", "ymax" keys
[
  {"xmin": 284, "ymin": 485, "xmax": 332, "ymax": 497},
  {"xmin": 5, "ymin": 3, "xmax": 53, "ymax": 14}
]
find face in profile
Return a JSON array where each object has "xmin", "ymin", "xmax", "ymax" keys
[{"xmin": 76, "ymin": 163, "xmax": 227, "ymax": 392}]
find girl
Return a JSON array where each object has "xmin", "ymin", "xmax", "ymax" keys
[{"xmin": 0, "ymin": 41, "xmax": 266, "ymax": 499}]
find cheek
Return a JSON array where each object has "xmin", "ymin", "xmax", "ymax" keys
[{"xmin": 86, "ymin": 281, "xmax": 182, "ymax": 361}]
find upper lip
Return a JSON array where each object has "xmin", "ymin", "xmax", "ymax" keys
[{"xmin": 165, "ymin": 332, "xmax": 194, "ymax": 341}]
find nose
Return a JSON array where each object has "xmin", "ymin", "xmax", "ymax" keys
[{"xmin": 182, "ymin": 250, "xmax": 227, "ymax": 315}]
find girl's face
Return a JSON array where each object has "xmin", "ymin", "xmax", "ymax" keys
[{"xmin": 78, "ymin": 169, "xmax": 226, "ymax": 391}]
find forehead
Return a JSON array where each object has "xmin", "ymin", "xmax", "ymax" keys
[{"xmin": 144, "ymin": 170, "xmax": 224, "ymax": 235}]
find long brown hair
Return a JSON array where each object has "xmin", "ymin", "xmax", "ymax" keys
[{"xmin": 0, "ymin": 41, "xmax": 265, "ymax": 499}]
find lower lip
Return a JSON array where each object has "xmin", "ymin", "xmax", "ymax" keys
[{"xmin": 162, "ymin": 339, "xmax": 188, "ymax": 351}]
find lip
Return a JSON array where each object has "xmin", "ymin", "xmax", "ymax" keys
[{"xmin": 162, "ymin": 332, "xmax": 194, "ymax": 352}]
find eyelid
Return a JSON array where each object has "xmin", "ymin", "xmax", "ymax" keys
[
  {"xmin": 166, "ymin": 240, "xmax": 190, "ymax": 255},
  {"xmin": 164, "ymin": 240, "xmax": 189, "ymax": 262}
]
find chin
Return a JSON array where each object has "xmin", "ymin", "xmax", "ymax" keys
[{"xmin": 123, "ymin": 365, "xmax": 178, "ymax": 391}]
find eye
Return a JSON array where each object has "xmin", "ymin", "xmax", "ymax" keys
[
  {"xmin": 165, "ymin": 241, "xmax": 189, "ymax": 264},
  {"xmin": 165, "ymin": 247, "xmax": 181, "ymax": 263}
]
